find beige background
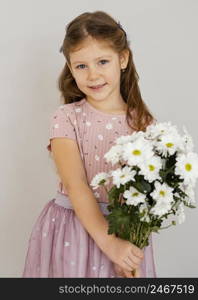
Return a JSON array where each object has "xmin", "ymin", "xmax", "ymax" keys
[{"xmin": 0, "ymin": 0, "xmax": 197, "ymax": 277}]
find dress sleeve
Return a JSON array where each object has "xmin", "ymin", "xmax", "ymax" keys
[{"xmin": 47, "ymin": 105, "xmax": 76, "ymax": 152}]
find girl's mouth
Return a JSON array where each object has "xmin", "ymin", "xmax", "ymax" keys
[{"xmin": 89, "ymin": 83, "xmax": 107, "ymax": 91}]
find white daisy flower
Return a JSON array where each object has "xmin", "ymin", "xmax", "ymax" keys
[
  {"xmin": 179, "ymin": 182, "xmax": 196, "ymax": 205},
  {"xmin": 139, "ymin": 202, "xmax": 150, "ymax": 222},
  {"xmin": 115, "ymin": 135, "xmax": 133, "ymax": 145},
  {"xmin": 176, "ymin": 202, "xmax": 186, "ymax": 224},
  {"xmin": 145, "ymin": 121, "xmax": 178, "ymax": 140},
  {"xmin": 90, "ymin": 172, "xmax": 110, "ymax": 190},
  {"xmin": 183, "ymin": 184, "xmax": 196, "ymax": 205},
  {"xmin": 139, "ymin": 202, "xmax": 149, "ymax": 213},
  {"xmin": 116, "ymin": 131, "xmax": 146, "ymax": 146},
  {"xmin": 140, "ymin": 215, "xmax": 150, "ymax": 223},
  {"xmin": 175, "ymin": 152, "xmax": 198, "ymax": 187},
  {"xmin": 150, "ymin": 181, "xmax": 174, "ymax": 217},
  {"xmin": 150, "ymin": 198, "xmax": 172, "ymax": 217},
  {"xmin": 154, "ymin": 131, "xmax": 182, "ymax": 157},
  {"xmin": 138, "ymin": 156, "xmax": 162, "ymax": 182},
  {"xmin": 104, "ymin": 144, "xmax": 123, "ymax": 165},
  {"xmin": 124, "ymin": 186, "xmax": 146, "ymax": 206},
  {"xmin": 174, "ymin": 192, "xmax": 180, "ymax": 198},
  {"xmin": 161, "ymin": 158, "xmax": 166, "ymax": 168},
  {"xmin": 129, "ymin": 131, "xmax": 147, "ymax": 142},
  {"xmin": 111, "ymin": 166, "xmax": 136, "ymax": 188},
  {"xmin": 122, "ymin": 137, "xmax": 154, "ymax": 167},
  {"xmin": 178, "ymin": 125, "xmax": 194, "ymax": 154},
  {"xmin": 150, "ymin": 181, "xmax": 174, "ymax": 203}
]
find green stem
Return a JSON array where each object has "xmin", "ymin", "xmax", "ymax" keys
[
  {"xmin": 157, "ymin": 211, "xmax": 174, "ymax": 222},
  {"xmin": 139, "ymin": 229, "xmax": 151, "ymax": 249},
  {"xmin": 136, "ymin": 223, "xmax": 142, "ymax": 247},
  {"xmin": 160, "ymin": 223, "xmax": 174, "ymax": 230},
  {"xmin": 164, "ymin": 164, "xmax": 175, "ymax": 176}
]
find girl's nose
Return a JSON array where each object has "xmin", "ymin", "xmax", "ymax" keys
[{"xmin": 87, "ymin": 67, "xmax": 100, "ymax": 81}]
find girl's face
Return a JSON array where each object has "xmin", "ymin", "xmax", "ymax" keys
[{"xmin": 68, "ymin": 36, "xmax": 129, "ymax": 103}]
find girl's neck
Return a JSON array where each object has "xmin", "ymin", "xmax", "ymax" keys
[{"xmin": 86, "ymin": 96, "xmax": 127, "ymax": 114}]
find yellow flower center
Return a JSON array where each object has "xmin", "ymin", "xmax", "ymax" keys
[
  {"xmin": 132, "ymin": 149, "xmax": 141, "ymax": 156},
  {"xmin": 166, "ymin": 142, "xmax": 174, "ymax": 148},
  {"xmin": 149, "ymin": 164, "xmax": 155, "ymax": 171},
  {"xmin": 159, "ymin": 190, "xmax": 165, "ymax": 197},
  {"xmin": 132, "ymin": 192, "xmax": 139, "ymax": 197},
  {"xmin": 120, "ymin": 175, "xmax": 125, "ymax": 178},
  {"xmin": 185, "ymin": 163, "xmax": 192, "ymax": 172}
]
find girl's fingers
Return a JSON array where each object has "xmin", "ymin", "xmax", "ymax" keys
[
  {"xmin": 122, "ymin": 257, "xmax": 136, "ymax": 271},
  {"xmin": 131, "ymin": 250, "xmax": 144, "ymax": 261},
  {"xmin": 126, "ymin": 255, "xmax": 140, "ymax": 269},
  {"xmin": 123, "ymin": 269, "xmax": 134, "ymax": 278},
  {"xmin": 113, "ymin": 263, "xmax": 125, "ymax": 277},
  {"xmin": 131, "ymin": 246, "xmax": 144, "ymax": 260},
  {"xmin": 123, "ymin": 267, "xmax": 141, "ymax": 278}
]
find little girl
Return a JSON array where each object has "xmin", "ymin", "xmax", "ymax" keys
[{"xmin": 22, "ymin": 10, "xmax": 157, "ymax": 278}]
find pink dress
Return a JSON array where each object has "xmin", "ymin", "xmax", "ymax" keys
[{"xmin": 22, "ymin": 97, "xmax": 157, "ymax": 278}]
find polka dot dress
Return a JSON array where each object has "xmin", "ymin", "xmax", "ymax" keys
[{"xmin": 22, "ymin": 98, "xmax": 157, "ymax": 278}]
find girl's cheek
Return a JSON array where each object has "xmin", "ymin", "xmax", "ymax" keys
[
  {"xmin": 73, "ymin": 75, "xmax": 83, "ymax": 85},
  {"xmin": 75, "ymin": 74, "xmax": 86, "ymax": 82}
]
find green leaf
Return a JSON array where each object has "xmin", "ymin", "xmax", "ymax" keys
[
  {"xmin": 108, "ymin": 186, "xmax": 120, "ymax": 205},
  {"xmin": 131, "ymin": 175, "xmax": 152, "ymax": 194},
  {"xmin": 165, "ymin": 153, "xmax": 177, "ymax": 169},
  {"xmin": 151, "ymin": 226, "xmax": 160, "ymax": 233},
  {"xmin": 106, "ymin": 206, "xmax": 132, "ymax": 238},
  {"xmin": 183, "ymin": 201, "xmax": 196, "ymax": 208}
]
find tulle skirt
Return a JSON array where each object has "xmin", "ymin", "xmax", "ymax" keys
[{"xmin": 22, "ymin": 192, "xmax": 157, "ymax": 278}]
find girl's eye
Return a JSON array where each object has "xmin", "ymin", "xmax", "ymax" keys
[
  {"xmin": 75, "ymin": 60, "xmax": 109, "ymax": 69},
  {"xmin": 99, "ymin": 59, "xmax": 109, "ymax": 65},
  {"xmin": 76, "ymin": 64, "xmax": 86, "ymax": 69}
]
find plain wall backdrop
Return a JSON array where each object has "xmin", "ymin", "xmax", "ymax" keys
[{"xmin": 0, "ymin": 0, "xmax": 197, "ymax": 277}]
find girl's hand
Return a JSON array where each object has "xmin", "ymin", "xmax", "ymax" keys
[
  {"xmin": 113, "ymin": 263, "xmax": 141, "ymax": 278},
  {"xmin": 103, "ymin": 236, "xmax": 144, "ymax": 273},
  {"xmin": 113, "ymin": 263, "xmax": 125, "ymax": 277}
]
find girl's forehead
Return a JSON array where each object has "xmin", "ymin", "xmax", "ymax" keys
[{"xmin": 69, "ymin": 38, "xmax": 116, "ymax": 63}]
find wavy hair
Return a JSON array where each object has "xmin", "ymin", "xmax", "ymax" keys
[{"xmin": 57, "ymin": 11, "xmax": 155, "ymax": 131}]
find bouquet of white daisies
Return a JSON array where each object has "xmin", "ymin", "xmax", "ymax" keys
[{"xmin": 90, "ymin": 122, "xmax": 198, "ymax": 251}]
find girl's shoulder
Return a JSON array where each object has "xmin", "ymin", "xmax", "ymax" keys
[{"xmin": 56, "ymin": 98, "xmax": 85, "ymax": 116}]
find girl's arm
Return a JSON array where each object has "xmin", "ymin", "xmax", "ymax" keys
[
  {"xmin": 68, "ymin": 182, "xmax": 116, "ymax": 250},
  {"xmin": 51, "ymin": 137, "xmax": 116, "ymax": 251},
  {"xmin": 51, "ymin": 137, "xmax": 144, "ymax": 271}
]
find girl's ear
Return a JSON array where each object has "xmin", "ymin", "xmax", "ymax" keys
[{"xmin": 119, "ymin": 49, "xmax": 129, "ymax": 69}]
